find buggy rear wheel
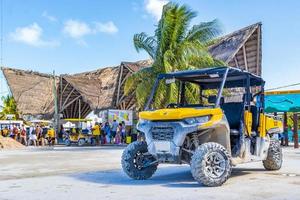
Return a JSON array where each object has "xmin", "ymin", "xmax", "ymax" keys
[{"xmin": 263, "ymin": 140, "xmax": 282, "ymax": 170}]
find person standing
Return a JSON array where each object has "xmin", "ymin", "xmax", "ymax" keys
[
  {"xmin": 99, "ymin": 123, "xmax": 106, "ymax": 144},
  {"xmin": 111, "ymin": 120, "xmax": 118, "ymax": 143},
  {"xmin": 115, "ymin": 123, "xmax": 122, "ymax": 144},
  {"xmin": 2, "ymin": 126, "xmax": 9, "ymax": 137},
  {"xmin": 47, "ymin": 126, "xmax": 56, "ymax": 146},
  {"xmin": 20, "ymin": 124, "xmax": 27, "ymax": 146},
  {"xmin": 29, "ymin": 126, "xmax": 37, "ymax": 146},
  {"xmin": 103, "ymin": 122, "xmax": 111, "ymax": 144},
  {"xmin": 12, "ymin": 125, "xmax": 18, "ymax": 140},
  {"xmin": 36, "ymin": 125, "xmax": 43, "ymax": 146},
  {"xmin": 92, "ymin": 122, "xmax": 101, "ymax": 145},
  {"xmin": 121, "ymin": 121, "xmax": 126, "ymax": 144}
]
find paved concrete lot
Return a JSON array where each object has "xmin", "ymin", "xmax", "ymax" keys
[{"xmin": 0, "ymin": 146, "xmax": 300, "ymax": 200}]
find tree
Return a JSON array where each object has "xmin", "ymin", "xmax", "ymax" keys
[
  {"xmin": 0, "ymin": 95, "xmax": 19, "ymax": 120},
  {"xmin": 125, "ymin": 2, "xmax": 224, "ymax": 110}
]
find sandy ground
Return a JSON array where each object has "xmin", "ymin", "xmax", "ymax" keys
[{"xmin": 0, "ymin": 146, "xmax": 300, "ymax": 200}]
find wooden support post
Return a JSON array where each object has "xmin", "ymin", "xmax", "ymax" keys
[
  {"xmin": 59, "ymin": 75, "xmax": 63, "ymax": 112},
  {"xmin": 293, "ymin": 113, "xmax": 299, "ymax": 148},
  {"xmin": 79, "ymin": 98, "xmax": 81, "ymax": 119},
  {"xmin": 53, "ymin": 70, "xmax": 59, "ymax": 135},
  {"xmin": 284, "ymin": 112, "xmax": 289, "ymax": 146}
]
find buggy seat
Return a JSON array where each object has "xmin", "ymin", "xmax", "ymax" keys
[{"xmin": 221, "ymin": 102, "xmax": 244, "ymax": 132}]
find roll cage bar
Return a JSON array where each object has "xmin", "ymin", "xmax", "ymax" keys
[{"xmin": 145, "ymin": 67, "xmax": 265, "ymax": 110}]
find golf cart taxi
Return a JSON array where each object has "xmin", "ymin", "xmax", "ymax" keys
[{"xmin": 63, "ymin": 118, "xmax": 95, "ymax": 146}]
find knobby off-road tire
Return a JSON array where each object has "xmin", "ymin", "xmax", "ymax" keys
[
  {"xmin": 263, "ymin": 139, "xmax": 282, "ymax": 170},
  {"xmin": 122, "ymin": 141, "xmax": 157, "ymax": 180},
  {"xmin": 191, "ymin": 142, "xmax": 232, "ymax": 187}
]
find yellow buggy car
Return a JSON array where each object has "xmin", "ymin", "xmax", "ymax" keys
[
  {"xmin": 63, "ymin": 118, "xmax": 96, "ymax": 146},
  {"xmin": 122, "ymin": 67, "xmax": 283, "ymax": 187}
]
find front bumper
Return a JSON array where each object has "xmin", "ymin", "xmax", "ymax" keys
[{"xmin": 137, "ymin": 120, "xmax": 199, "ymax": 163}]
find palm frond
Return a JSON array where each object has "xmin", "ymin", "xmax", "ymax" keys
[
  {"xmin": 152, "ymin": 81, "xmax": 167, "ymax": 109},
  {"xmin": 124, "ymin": 67, "xmax": 154, "ymax": 95},
  {"xmin": 135, "ymin": 80, "xmax": 153, "ymax": 110},
  {"xmin": 186, "ymin": 19, "xmax": 222, "ymax": 44},
  {"xmin": 133, "ymin": 32, "xmax": 157, "ymax": 59},
  {"xmin": 169, "ymin": 4, "xmax": 196, "ymax": 46}
]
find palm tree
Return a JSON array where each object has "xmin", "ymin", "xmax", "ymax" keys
[
  {"xmin": 0, "ymin": 95, "xmax": 19, "ymax": 120},
  {"xmin": 125, "ymin": 2, "xmax": 224, "ymax": 110}
]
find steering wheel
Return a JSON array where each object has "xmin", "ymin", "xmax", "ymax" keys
[{"xmin": 167, "ymin": 103, "xmax": 178, "ymax": 108}]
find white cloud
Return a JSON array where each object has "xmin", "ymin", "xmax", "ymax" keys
[
  {"xmin": 62, "ymin": 19, "xmax": 118, "ymax": 45},
  {"xmin": 145, "ymin": 0, "xmax": 169, "ymax": 21},
  {"xmin": 94, "ymin": 21, "xmax": 118, "ymax": 34},
  {"xmin": 63, "ymin": 19, "xmax": 92, "ymax": 39},
  {"xmin": 10, "ymin": 23, "xmax": 59, "ymax": 47},
  {"xmin": 42, "ymin": 11, "xmax": 57, "ymax": 22}
]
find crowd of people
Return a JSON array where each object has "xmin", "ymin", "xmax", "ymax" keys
[
  {"xmin": 0, "ymin": 124, "xmax": 56, "ymax": 147},
  {"xmin": 0, "ymin": 119, "xmax": 134, "ymax": 147},
  {"xmin": 91, "ymin": 120, "xmax": 130, "ymax": 145}
]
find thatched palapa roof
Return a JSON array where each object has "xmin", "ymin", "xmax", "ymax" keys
[
  {"xmin": 59, "ymin": 66, "xmax": 119, "ymax": 118},
  {"xmin": 209, "ymin": 22, "xmax": 262, "ymax": 75},
  {"xmin": 1, "ymin": 67, "xmax": 57, "ymax": 117}
]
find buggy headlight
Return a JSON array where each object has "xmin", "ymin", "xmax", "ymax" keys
[
  {"xmin": 138, "ymin": 118, "xmax": 149, "ymax": 124},
  {"xmin": 137, "ymin": 118, "xmax": 149, "ymax": 131},
  {"xmin": 183, "ymin": 116, "xmax": 210, "ymax": 125}
]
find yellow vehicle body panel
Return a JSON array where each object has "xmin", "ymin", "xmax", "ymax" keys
[
  {"xmin": 258, "ymin": 113, "xmax": 283, "ymax": 137},
  {"xmin": 139, "ymin": 108, "xmax": 223, "ymax": 121},
  {"xmin": 244, "ymin": 110, "xmax": 252, "ymax": 136},
  {"xmin": 69, "ymin": 134, "xmax": 79, "ymax": 142}
]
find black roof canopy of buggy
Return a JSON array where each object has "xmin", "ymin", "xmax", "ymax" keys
[{"xmin": 158, "ymin": 67, "xmax": 264, "ymax": 89}]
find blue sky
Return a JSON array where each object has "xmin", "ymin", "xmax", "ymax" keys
[{"xmin": 1, "ymin": 0, "xmax": 300, "ymax": 96}]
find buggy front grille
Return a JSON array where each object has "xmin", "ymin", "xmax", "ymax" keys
[{"xmin": 151, "ymin": 126, "xmax": 174, "ymax": 141}]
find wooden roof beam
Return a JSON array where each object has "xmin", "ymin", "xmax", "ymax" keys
[
  {"xmin": 116, "ymin": 65, "xmax": 124, "ymax": 105},
  {"xmin": 242, "ymin": 45, "xmax": 248, "ymax": 71},
  {"xmin": 61, "ymin": 95, "xmax": 81, "ymax": 111},
  {"xmin": 234, "ymin": 56, "xmax": 239, "ymax": 68},
  {"xmin": 256, "ymin": 27, "xmax": 261, "ymax": 75},
  {"xmin": 61, "ymin": 88, "xmax": 75, "ymax": 109}
]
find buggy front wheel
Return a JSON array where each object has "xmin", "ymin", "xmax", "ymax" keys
[
  {"xmin": 191, "ymin": 142, "xmax": 232, "ymax": 187},
  {"xmin": 121, "ymin": 141, "xmax": 158, "ymax": 180}
]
